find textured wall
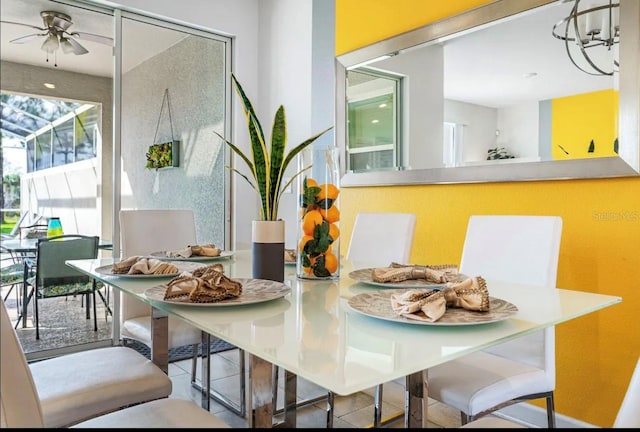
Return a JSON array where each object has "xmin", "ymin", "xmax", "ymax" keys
[{"xmin": 121, "ymin": 35, "xmax": 226, "ymax": 246}]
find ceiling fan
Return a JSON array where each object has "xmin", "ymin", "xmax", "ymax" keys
[{"xmin": 1, "ymin": 11, "xmax": 112, "ymax": 62}]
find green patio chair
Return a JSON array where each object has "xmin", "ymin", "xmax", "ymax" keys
[
  {"xmin": 1, "ymin": 248, "xmax": 25, "ymax": 303},
  {"xmin": 24, "ymin": 234, "xmax": 103, "ymax": 340}
]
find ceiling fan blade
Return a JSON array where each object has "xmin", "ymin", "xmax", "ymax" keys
[
  {"xmin": 67, "ymin": 31, "xmax": 113, "ymax": 46},
  {"xmin": 63, "ymin": 37, "xmax": 89, "ymax": 55},
  {"xmin": 9, "ymin": 33, "xmax": 46, "ymax": 44},
  {"xmin": 0, "ymin": 20, "xmax": 47, "ymax": 32}
]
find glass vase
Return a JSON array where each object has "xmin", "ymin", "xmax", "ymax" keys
[{"xmin": 296, "ymin": 146, "xmax": 340, "ymax": 280}]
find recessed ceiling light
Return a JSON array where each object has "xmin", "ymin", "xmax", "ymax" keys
[
  {"xmin": 371, "ymin": 119, "xmax": 379, "ymax": 124},
  {"xmin": 44, "ymin": 83, "xmax": 56, "ymax": 89},
  {"xmin": 378, "ymin": 103, "xmax": 387, "ymax": 108}
]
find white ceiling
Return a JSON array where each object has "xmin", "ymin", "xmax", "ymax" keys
[
  {"xmin": 441, "ymin": 1, "xmax": 616, "ymax": 108},
  {"xmin": 0, "ymin": 0, "xmax": 185, "ymax": 78}
]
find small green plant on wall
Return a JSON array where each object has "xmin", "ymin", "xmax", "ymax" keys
[{"xmin": 145, "ymin": 141, "xmax": 179, "ymax": 170}]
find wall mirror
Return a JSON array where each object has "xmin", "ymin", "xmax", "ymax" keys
[{"xmin": 336, "ymin": 0, "xmax": 639, "ymax": 186}]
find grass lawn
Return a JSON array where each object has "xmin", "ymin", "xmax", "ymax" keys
[{"xmin": 1, "ymin": 213, "xmax": 19, "ymax": 234}]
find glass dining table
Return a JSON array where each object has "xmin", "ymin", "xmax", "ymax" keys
[{"xmin": 66, "ymin": 250, "xmax": 622, "ymax": 428}]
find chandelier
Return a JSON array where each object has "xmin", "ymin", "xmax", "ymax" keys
[{"xmin": 552, "ymin": 0, "xmax": 620, "ymax": 76}]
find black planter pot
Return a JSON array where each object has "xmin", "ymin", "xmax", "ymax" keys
[{"xmin": 251, "ymin": 220, "xmax": 285, "ymax": 282}]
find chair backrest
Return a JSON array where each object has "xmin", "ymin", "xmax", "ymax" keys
[
  {"xmin": 119, "ymin": 209, "xmax": 197, "ymax": 320},
  {"xmin": 460, "ymin": 215, "xmax": 563, "ymax": 287},
  {"xmin": 346, "ymin": 212, "xmax": 416, "ymax": 269},
  {"xmin": 35, "ymin": 235, "xmax": 99, "ymax": 287},
  {"xmin": 460, "ymin": 215, "xmax": 563, "ymax": 376},
  {"xmin": 0, "ymin": 298, "xmax": 45, "ymax": 428},
  {"xmin": 614, "ymin": 356, "xmax": 640, "ymax": 428},
  {"xmin": 119, "ymin": 209, "xmax": 197, "ymax": 258}
]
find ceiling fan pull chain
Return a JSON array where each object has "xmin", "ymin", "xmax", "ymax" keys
[{"xmin": 152, "ymin": 89, "xmax": 175, "ymax": 144}]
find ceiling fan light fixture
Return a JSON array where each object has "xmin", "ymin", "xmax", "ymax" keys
[
  {"xmin": 60, "ymin": 37, "xmax": 75, "ymax": 54},
  {"xmin": 41, "ymin": 33, "xmax": 59, "ymax": 53}
]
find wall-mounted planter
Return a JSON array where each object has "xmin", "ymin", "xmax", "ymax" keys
[{"xmin": 146, "ymin": 140, "xmax": 179, "ymax": 170}]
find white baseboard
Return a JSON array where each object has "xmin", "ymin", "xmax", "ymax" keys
[{"xmin": 495, "ymin": 403, "xmax": 597, "ymax": 428}]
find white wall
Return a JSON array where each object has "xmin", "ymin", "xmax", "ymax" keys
[
  {"xmin": 496, "ymin": 102, "xmax": 539, "ymax": 159},
  {"xmin": 444, "ymin": 99, "xmax": 497, "ymax": 163}
]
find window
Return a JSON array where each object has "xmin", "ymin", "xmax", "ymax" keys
[{"xmin": 346, "ymin": 68, "xmax": 402, "ymax": 171}]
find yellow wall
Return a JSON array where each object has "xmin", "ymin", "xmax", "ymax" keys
[
  {"xmin": 552, "ymin": 90, "xmax": 619, "ymax": 160},
  {"xmin": 336, "ymin": 1, "xmax": 640, "ymax": 427}
]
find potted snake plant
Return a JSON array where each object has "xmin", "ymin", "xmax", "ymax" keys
[{"xmin": 214, "ymin": 74, "xmax": 332, "ymax": 281}]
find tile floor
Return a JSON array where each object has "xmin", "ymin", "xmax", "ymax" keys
[{"xmin": 167, "ymin": 348, "xmax": 465, "ymax": 428}]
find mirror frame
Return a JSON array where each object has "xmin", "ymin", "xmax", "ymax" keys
[{"xmin": 336, "ymin": 0, "xmax": 640, "ymax": 187}]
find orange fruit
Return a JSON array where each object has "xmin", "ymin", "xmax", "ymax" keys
[
  {"xmin": 319, "ymin": 205, "xmax": 340, "ymax": 223},
  {"xmin": 303, "ymin": 265, "xmax": 314, "ymax": 275},
  {"xmin": 324, "ymin": 252, "xmax": 339, "ymax": 274},
  {"xmin": 298, "ymin": 235, "xmax": 313, "ymax": 252},
  {"xmin": 302, "ymin": 255, "xmax": 317, "ymax": 274},
  {"xmin": 305, "ymin": 178, "xmax": 318, "ymax": 188},
  {"xmin": 302, "ymin": 210, "xmax": 323, "ymax": 235},
  {"xmin": 317, "ymin": 183, "xmax": 339, "ymax": 201},
  {"xmin": 328, "ymin": 223, "xmax": 340, "ymax": 241}
]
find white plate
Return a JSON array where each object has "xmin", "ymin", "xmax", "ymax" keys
[
  {"xmin": 144, "ymin": 277, "xmax": 290, "ymax": 307},
  {"xmin": 95, "ymin": 264, "xmax": 180, "ymax": 279},
  {"xmin": 149, "ymin": 250, "xmax": 234, "ymax": 262},
  {"xmin": 348, "ymin": 268, "xmax": 466, "ymax": 289},
  {"xmin": 346, "ymin": 289, "xmax": 518, "ymax": 326}
]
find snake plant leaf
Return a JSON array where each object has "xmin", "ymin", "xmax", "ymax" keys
[
  {"xmin": 269, "ymin": 106, "xmax": 286, "ymax": 220},
  {"xmin": 226, "ymin": 165, "xmax": 258, "ymax": 192},
  {"xmin": 280, "ymin": 126, "xmax": 334, "ymax": 179},
  {"xmin": 217, "ymin": 74, "xmax": 333, "ymax": 221},
  {"xmin": 232, "ymin": 74, "xmax": 270, "ymax": 218},
  {"xmin": 232, "ymin": 74, "xmax": 265, "ymax": 145},
  {"xmin": 213, "ymin": 131, "xmax": 255, "ymax": 175},
  {"xmin": 247, "ymin": 112, "xmax": 269, "ymax": 219}
]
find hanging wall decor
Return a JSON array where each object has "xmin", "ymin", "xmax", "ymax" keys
[{"xmin": 146, "ymin": 88, "xmax": 180, "ymax": 170}]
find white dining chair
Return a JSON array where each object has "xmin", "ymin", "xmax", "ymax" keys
[
  {"xmin": 0, "ymin": 298, "xmax": 229, "ymax": 429},
  {"xmin": 348, "ymin": 212, "xmax": 418, "ymax": 426},
  {"xmin": 119, "ymin": 209, "xmax": 245, "ymax": 417},
  {"xmin": 461, "ymin": 355, "xmax": 640, "ymax": 429},
  {"xmin": 426, "ymin": 215, "xmax": 563, "ymax": 427},
  {"xmin": 346, "ymin": 212, "xmax": 417, "ymax": 269}
]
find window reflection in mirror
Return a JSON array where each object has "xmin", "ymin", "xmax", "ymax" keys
[
  {"xmin": 344, "ymin": 0, "xmax": 619, "ymax": 173},
  {"xmin": 347, "ymin": 69, "xmax": 401, "ymax": 171}
]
